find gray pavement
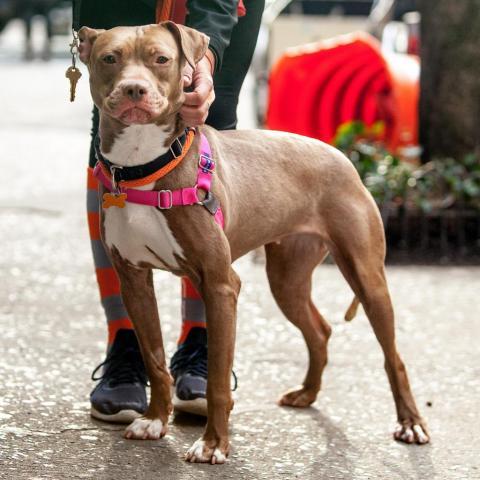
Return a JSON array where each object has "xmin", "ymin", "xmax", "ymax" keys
[{"xmin": 1, "ymin": 25, "xmax": 480, "ymax": 480}]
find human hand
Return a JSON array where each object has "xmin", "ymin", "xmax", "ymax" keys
[{"xmin": 180, "ymin": 51, "xmax": 215, "ymax": 126}]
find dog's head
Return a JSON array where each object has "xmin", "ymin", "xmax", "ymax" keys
[{"xmin": 78, "ymin": 22, "xmax": 209, "ymax": 125}]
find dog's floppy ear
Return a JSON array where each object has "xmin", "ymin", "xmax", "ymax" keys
[
  {"xmin": 162, "ymin": 21, "xmax": 209, "ymax": 69},
  {"xmin": 78, "ymin": 26, "xmax": 105, "ymax": 64}
]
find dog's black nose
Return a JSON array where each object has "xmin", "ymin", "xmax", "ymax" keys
[{"xmin": 123, "ymin": 82, "xmax": 147, "ymax": 102}]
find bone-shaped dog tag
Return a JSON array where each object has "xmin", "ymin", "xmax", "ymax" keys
[{"xmin": 102, "ymin": 192, "xmax": 127, "ymax": 209}]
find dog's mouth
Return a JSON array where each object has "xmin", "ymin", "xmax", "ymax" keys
[
  {"xmin": 105, "ymin": 92, "xmax": 164, "ymax": 125},
  {"xmin": 118, "ymin": 106, "xmax": 152, "ymax": 125}
]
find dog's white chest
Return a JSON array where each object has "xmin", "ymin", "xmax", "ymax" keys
[
  {"xmin": 103, "ymin": 196, "xmax": 184, "ymax": 270},
  {"xmin": 99, "ymin": 124, "xmax": 185, "ymax": 269}
]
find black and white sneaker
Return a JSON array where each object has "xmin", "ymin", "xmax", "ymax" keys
[
  {"xmin": 90, "ymin": 329, "xmax": 148, "ymax": 423},
  {"xmin": 170, "ymin": 328, "xmax": 208, "ymax": 416}
]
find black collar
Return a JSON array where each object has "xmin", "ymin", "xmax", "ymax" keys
[{"xmin": 94, "ymin": 129, "xmax": 189, "ymax": 183}]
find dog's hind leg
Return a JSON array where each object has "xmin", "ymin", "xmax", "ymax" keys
[
  {"xmin": 327, "ymin": 200, "xmax": 430, "ymax": 444},
  {"xmin": 265, "ymin": 234, "xmax": 331, "ymax": 408},
  {"xmin": 109, "ymin": 250, "xmax": 172, "ymax": 440}
]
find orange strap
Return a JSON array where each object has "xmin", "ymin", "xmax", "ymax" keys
[
  {"xmin": 156, "ymin": 0, "xmax": 174, "ymax": 22},
  {"xmin": 98, "ymin": 129, "xmax": 195, "ymax": 189},
  {"xmin": 156, "ymin": 0, "xmax": 187, "ymax": 23},
  {"xmin": 156, "ymin": 0, "xmax": 246, "ymax": 24}
]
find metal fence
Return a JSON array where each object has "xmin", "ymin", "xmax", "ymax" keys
[{"xmin": 383, "ymin": 207, "xmax": 480, "ymax": 263}]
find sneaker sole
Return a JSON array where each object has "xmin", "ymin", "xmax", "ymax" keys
[
  {"xmin": 172, "ymin": 392, "xmax": 207, "ymax": 417},
  {"xmin": 90, "ymin": 406, "xmax": 143, "ymax": 424}
]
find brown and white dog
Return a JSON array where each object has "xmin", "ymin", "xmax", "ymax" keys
[{"xmin": 78, "ymin": 22, "xmax": 429, "ymax": 464}]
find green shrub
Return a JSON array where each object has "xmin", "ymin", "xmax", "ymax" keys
[{"xmin": 334, "ymin": 121, "xmax": 480, "ymax": 212}]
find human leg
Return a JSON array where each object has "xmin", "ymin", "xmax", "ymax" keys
[
  {"xmin": 87, "ymin": 106, "xmax": 147, "ymax": 423},
  {"xmin": 171, "ymin": 0, "xmax": 265, "ymax": 414}
]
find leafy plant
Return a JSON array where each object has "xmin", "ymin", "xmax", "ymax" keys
[
  {"xmin": 334, "ymin": 121, "xmax": 480, "ymax": 212},
  {"xmin": 413, "ymin": 154, "xmax": 480, "ymax": 211}
]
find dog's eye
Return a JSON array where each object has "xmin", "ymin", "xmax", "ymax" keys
[
  {"xmin": 103, "ymin": 54, "xmax": 116, "ymax": 64},
  {"xmin": 156, "ymin": 55, "xmax": 169, "ymax": 64}
]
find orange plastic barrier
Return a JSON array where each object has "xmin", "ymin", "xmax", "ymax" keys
[{"xmin": 266, "ymin": 32, "xmax": 419, "ymax": 151}]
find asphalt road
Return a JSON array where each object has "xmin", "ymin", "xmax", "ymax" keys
[{"xmin": 1, "ymin": 23, "xmax": 479, "ymax": 480}]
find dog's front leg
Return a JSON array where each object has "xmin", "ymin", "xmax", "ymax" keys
[
  {"xmin": 110, "ymin": 252, "xmax": 172, "ymax": 440},
  {"xmin": 185, "ymin": 266, "xmax": 241, "ymax": 464}
]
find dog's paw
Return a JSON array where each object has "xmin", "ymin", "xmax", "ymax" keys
[
  {"xmin": 185, "ymin": 438, "xmax": 229, "ymax": 464},
  {"xmin": 278, "ymin": 386, "xmax": 317, "ymax": 408},
  {"xmin": 394, "ymin": 420, "xmax": 430, "ymax": 445},
  {"xmin": 124, "ymin": 417, "xmax": 167, "ymax": 440}
]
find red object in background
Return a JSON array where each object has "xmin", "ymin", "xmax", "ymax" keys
[
  {"xmin": 156, "ymin": 0, "xmax": 246, "ymax": 23},
  {"xmin": 266, "ymin": 32, "xmax": 420, "ymax": 152}
]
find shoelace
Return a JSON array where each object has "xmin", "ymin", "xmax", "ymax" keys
[
  {"xmin": 170, "ymin": 344, "xmax": 208, "ymax": 378},
  {"xmin": 170, "ymin": 343, "xmax": 238, "ymax": 391},
  {"xmin": 91, "ymin": 347, "xmax": 148, "ymax": 387}
]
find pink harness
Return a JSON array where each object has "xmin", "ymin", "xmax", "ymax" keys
[{"xmin": 93, "ymin": 132, "xmax": 224, "ymax": 228}]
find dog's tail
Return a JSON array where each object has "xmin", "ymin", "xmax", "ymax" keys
[{"xmin": 344, "ymin": 296, "xmax": 360, "ymax": 321}]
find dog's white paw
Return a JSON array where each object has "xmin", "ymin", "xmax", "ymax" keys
[
  {"xmin": 394, "ymin": 422, "xmax": 430, "ymax": 444},
  {"xmin": 185, "ymin": 438, "xmax": 228, "ymax": 464},
  {"xmin": 124, "ymin": 417, "xmax": 167, "ymax": 440}
]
